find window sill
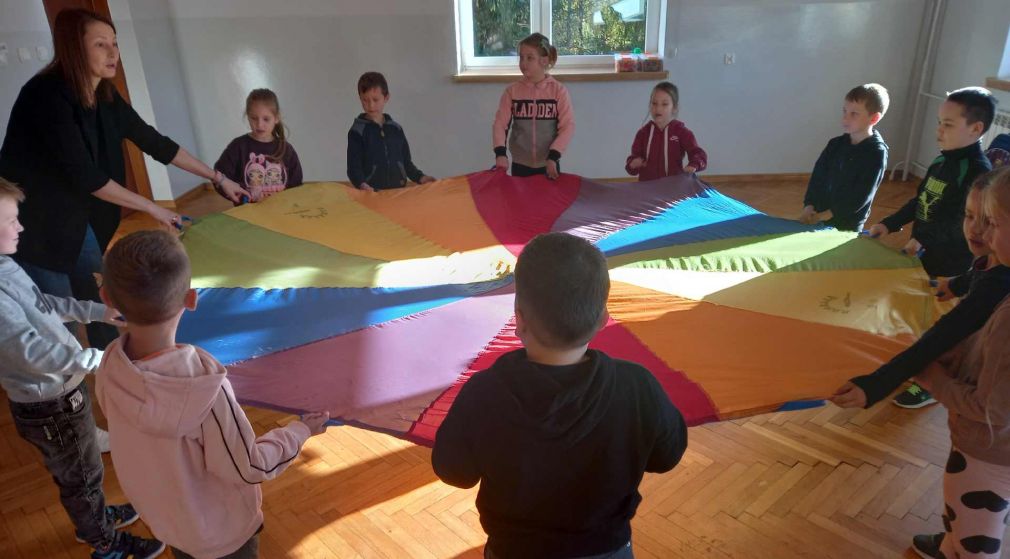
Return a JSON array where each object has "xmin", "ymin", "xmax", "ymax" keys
[
  {"xmin": 453, "ymin": 69, "xmax": 669, "ymax": 83},
  {"xmin": 987, "ymin": 77, "xmax": 1010, "ymax": 93}
]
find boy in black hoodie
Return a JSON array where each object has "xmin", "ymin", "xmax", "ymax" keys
[
  {"xmin": 432, "ymin": 232, "xmax": 687, "ymax": 559},
  {"xmin": 799, "ymin": 83, "xmax": 889, "ymax": 231},
  {"xmin": 868, "ymin": 87, "xmax": 995, "ymax": 277},
  {"xmin": 347, "ymin": 72, "xmax": 434, "ymax": 191},
  {"xmin": 867, "ymin": 87, "xmax": 996, "ymax": 409}
]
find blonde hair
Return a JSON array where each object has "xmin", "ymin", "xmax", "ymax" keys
[
  {"xmin": 845, "ymin": 83, "xmax": 890, "ymax": 117},
  {"xmin": 518, "ymin": 33, "xmax": 558, "ymax": 69},
  {"xmin": 983, "ymin": 166, "xmax": 1010, "ymax": 221},
  {"xmin": 0, "ymin": 177, "xmax": 25, "ymax": 204},
  {"xmin": 977, "ymin": 165, "xmax": 1010, "ymax": 444}
]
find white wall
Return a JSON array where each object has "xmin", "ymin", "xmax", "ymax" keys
[
  {"xmin": 108, "ymin": 0, "xmax": 174, "ymax": 200},
  {"xmin": 910, "ymin": 0, "xmax": 1010, "ymax": 172},
  {"xmin": 87, "ymin": 1, "xmax": 932, "ymax": 194},
  {"xmin": 0, "ymin": 2, "xmax": 52, "ymax": 144},
  {"xmin": 126, "ymin": 0, "xmax": 202, "ymax": 198}
]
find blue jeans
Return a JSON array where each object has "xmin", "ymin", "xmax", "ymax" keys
[
  {"xmin": 18, "ymin": 225, "xmax": 118, "ymax": 350},
  {"xmin": 8, "ymin": 386, "xmax": 113, "ymax": 546}
]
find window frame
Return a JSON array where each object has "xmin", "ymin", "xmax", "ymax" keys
[{"xmin": 455, "ymin": 0, "xmax": 666, "ymax": 74}]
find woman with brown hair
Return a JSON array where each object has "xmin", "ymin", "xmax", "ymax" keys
[{"xmin": 0, "ymin": 8, "xmax": 249, "ymax": 351}]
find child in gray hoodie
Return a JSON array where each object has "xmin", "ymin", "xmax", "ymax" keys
[{"xmin": 0, "ymin": 178, "xmax": 166, "ymax": 559}]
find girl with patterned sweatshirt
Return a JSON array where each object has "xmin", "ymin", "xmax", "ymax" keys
[
  {"xmin": 493, "ymin": 33, "xmax": 575, "ymax": 179},
  {"xmin": 214, "ymin": 88, "xmax": 303, "ymax": 203},
  {"xmin": 907, "ymin": 166, "xmax": 1010, "ymax": 559}
]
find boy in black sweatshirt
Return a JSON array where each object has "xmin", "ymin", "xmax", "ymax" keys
[
  {"xmin": 347, "ymin": 72, "xmax": 434, "ymax": 191},
  {"xmin": 431, "ymin": 232, "xmax": 686, "ymax": 559},
  {"xmin": 868, "ymin": 87, "xmax": 996, "ymax": 277},
  {"xmin": 799, "ymin": 83, "xmax": 890, "ymax": 231},
  {"xmin": 866, "ymin": 87, "xmax": 996, "ymax": 408}
]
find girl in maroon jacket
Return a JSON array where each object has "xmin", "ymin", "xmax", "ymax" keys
[{"xmin": 626, "ymin": 82, "xmax": 707, "ymax": 181}]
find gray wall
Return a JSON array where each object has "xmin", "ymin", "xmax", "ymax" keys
[
  {"xmin": 126, "ymin": 0, "xmax": 202, "ymax": 198},
  {"xmin": 7, "ymin": 0, "xmax": 935, "ymax": 197},
  {"xmin": 0, "ymin": 2, "xmax": 52, "ymax": 146},
  {"xmin": 911, "ymin": 0, "xmax": 1010, "ymax": 172},
  {"xmin": 123, "ymin": 0, "xmax": 932, "ymax": 195}
]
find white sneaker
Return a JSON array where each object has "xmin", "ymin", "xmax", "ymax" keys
[{"xmin": 95, "ymin": 427, "xmax": 110, "ymax": 454}]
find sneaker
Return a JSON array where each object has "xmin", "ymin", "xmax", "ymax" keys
[
  {"xmin": 76, "ymin": 504, "xmax": 140, "ymax": 543},
  {"xmin": 91, "ymin": 530, "xmax": 165, "ymax": 559},
  {"xmin": 893, "ymin": 383, "xmax": 937, "ymax": 409},
  {"xmin": 911, "ymin": 532, "xmax": 944, "ymax": 558},
  {"xmin": 96, "ymin": 427, "xmax": 110, "ymax": 454}
]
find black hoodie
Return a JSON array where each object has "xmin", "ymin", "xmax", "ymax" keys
[
  {"xmin": 880, "ymin": 142, "xmax": 991, "ymax": 277},
  {"xmin": 803, "ymin": 130, "xmax": 888, "ymax": 232},
  {"xmin": 431, "ymin": 349, "xmax": 686, "ymax": 558}
]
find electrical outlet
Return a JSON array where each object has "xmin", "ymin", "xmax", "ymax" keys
[
  {"xmin": 36, "ymin": 45, "xmax": 50, "ymax": 61},
  {"xmin": 724, "ymin": 52, "xmax": 735, "ymax": 65},
  {"xmin": 17, "ymin": 47, "xmax": 32, "ymax": 62}
]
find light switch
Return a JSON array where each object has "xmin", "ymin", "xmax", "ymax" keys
[
  {"xmin": 0, "ymin": 43, "xmax": 7, "ymax": 67},
  {"xmin": 17, "ymin": 47, "xmax": 32, "ymax": 62},
  {"xmin": 36, "ymin": 45, "xmax": 51, "ymax": 61}
]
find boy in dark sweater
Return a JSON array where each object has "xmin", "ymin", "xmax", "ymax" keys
[
  {"xmin": 799, "ymin": 83, "xmax": 890, "ymax": 231},
  {"xmin": 868, "ymin": 87, "xmax": 996, "ymax": 276},
  {"xmin": 431, "ymin": 232, "xmax": 687, "ymax": 559},
  {"xmin": 865, "ymin": 87, "xmax": 997, "ymax": 408},
  {"xmin": 832, "ymin": 167, "xmax": 1010, "ymax": 410},
  {"xmin": 346, "ymin": 72, "xmax": 434, "ymax": 191}
]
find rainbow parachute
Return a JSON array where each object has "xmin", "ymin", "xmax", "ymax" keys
[{"xmin": 178, "ymin": 171, "xmax": 940, "ymax": 445}]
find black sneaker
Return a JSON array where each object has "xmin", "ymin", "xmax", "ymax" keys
[
  {"xmin": 893, "ymin": 383, "xmax": 937, "ymax": 409},
  {"xmin": 76, "ymin": 504, "xmax": 140, "ymax": 543},
  {"xmin": 91, "ymin": 531, "xmax": 165, "ymax": 559},
  {"xmin": 911, "ymin": 532, "xmax": 944, "ymax": 558}
]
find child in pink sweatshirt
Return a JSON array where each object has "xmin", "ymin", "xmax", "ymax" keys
[
  {"xmin": 626, "ymin": 82, "xmax": 707, "ymax": 181},
  {"xmin": 493, "ymin": 33, "xmax": 575, "ymax": 180},
  {"xmin": 95, "ymin": 230, "xmax": 329, "ymax": 559}
]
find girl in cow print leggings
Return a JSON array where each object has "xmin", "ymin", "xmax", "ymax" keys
[{"xmin": 916, "ymin": 167, "xmax": 1010, "ymax": 558}]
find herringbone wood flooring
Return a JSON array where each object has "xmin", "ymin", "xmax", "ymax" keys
[{"xmin": 4, "ymin": 176, "xmax": 1005, "ymax": 558}]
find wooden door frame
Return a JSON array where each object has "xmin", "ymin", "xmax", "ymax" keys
[{"xmin": 41, "ymin": 0, "xmax": 155, "ymax": 205}]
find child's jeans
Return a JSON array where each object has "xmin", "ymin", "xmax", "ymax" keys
[
  {"xmin": 171, "ymin": 533, "xmax": 260, "ymax": 559},
  {"xmin": 940, "ymin": 446, "xmax": 1010, "ymax": 558},
  {"xmin": 511, "ymin": 161, "xmax": 560, "ymax": 178},
  {"xmin": 8, "ymin": 384, "xmax": 113, "ymax": 546}
]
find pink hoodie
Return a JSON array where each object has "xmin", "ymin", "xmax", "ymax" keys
[
  {"xmin": 493, "ymin": 76, "xmax": 575, "ymax": 169},
  {"xmin": 96, "ymin": 336, "xmax": 311, "ymax": 559}
]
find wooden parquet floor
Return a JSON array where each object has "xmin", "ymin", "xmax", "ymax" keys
[{"xmin": 5, "ymin": 175, "xmax": 1005, "ymax": 558}]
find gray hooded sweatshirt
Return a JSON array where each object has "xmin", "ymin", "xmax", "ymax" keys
[{"xmin": 0, "ymin": 255, "xmax": 106, "ymax": 403}]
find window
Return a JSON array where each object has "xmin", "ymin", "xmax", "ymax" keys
[{"xmin": 456, "ymin": 0, "xmax": 665, "ymax": 73}]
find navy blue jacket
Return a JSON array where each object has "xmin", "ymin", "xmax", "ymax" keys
[
  {"xmin": 850, "ymin": 257, "xmax": 1010, "ymax": 406},
  {"xmin": 346, "ymin": 113, "xmax": 425, "ymax": 190},
  {"xmin": 804, "ymin": 130, "xmax": 888, "ymax": 231}
]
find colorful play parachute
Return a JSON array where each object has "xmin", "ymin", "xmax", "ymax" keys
[{"xmin": 178, "ymin": 171, "xmax": 941, "ymax": 445}]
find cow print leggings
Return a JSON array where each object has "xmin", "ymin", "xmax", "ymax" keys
[{"xmin": 939, "ymin": 447, "xmax": 1010, "ymax": 558}]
